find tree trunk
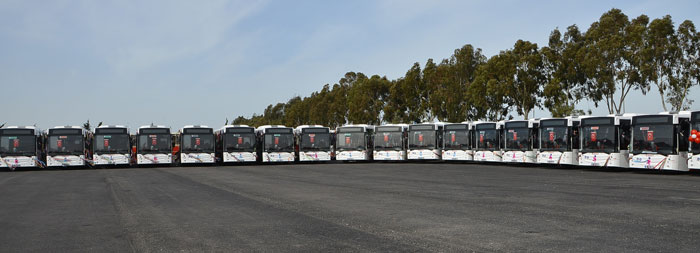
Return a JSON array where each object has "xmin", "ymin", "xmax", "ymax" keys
[{"xmin": 659, "ymin": 87, "xmax": 668, "ymax": 112}]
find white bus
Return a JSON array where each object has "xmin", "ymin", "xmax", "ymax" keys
[
  {"xmin": 135, "ymin": 125, "xmax": 173, "ymax": 165},
  {"xmin": 335, "ymin": 124, "xmax": 374, "ymax": 161},
  {"xmin": 628, "ymin": 112, "xmax": 690, "ymax": 171},
  {"xmin": 0, "ymin": 126, "xmax": 44, "ymax": 170},
  {"xmin": 256, "ymin": 125, "xmax": 295, "ymax": 162},
  {"xmin": 295, "ymin": 125, "xmax": 332, "ymax": 162},
  {"xmin": 179, "ymin": 125, "xmax": 216, "ymax": 164},
  {"xmin": 472, "ymin": 121, "xmax": 502, "ymax": 162},
  {"xmin": 689, "ymin": 111, "xmax": 700, "ymax": 170},
  {"xmin": 501, "ymin": 119, "xmax": 539, "ymax": 163},
  {"xmin": 442, "ymin": 122, "xmax": 472, "ymax": 161},
  {"xmin": 578, "ymin": 114, "xmax": 633, "ymax": 168},
  {"xmin": 92, "ymin": 125, "xmax": 131, "ymax": 166},
  {"xmin": 215, "ymin": 125, "xmax": 257, "ymax": 163},
  {"xmin": 373, "ymin": 124, "xmax": 408, "ymax": 161},
  {"xmin": 46, "ymin": 126, "xmax": 92, "ymax": 167},
  {"xmin": 537, "ymin": 117, "xmax": 581, "ymax": 165},
  {"xmin": 407, "ymin": 123, "xmax": 444, "ymax": 160}
]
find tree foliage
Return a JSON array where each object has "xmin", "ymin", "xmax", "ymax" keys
[{"xmin": 233, "ymin": 9, "xmax": 698, "ymax": 127}]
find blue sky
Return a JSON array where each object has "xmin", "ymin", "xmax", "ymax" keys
[{"xmin": 1, "ymin": 0, "xmax": 699, "ymax": 130}]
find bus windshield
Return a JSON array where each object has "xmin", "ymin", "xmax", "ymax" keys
[
  {"xmin": 581, "ymin": 125, "xmax": 616, "ymax": 153},
  {"xmin": 409, "ymin": 130, "xmax": 436, "ymax": 149},
  {"xmin": 224, "ymin": 133, "xmax": 256, "ymax": 152},
  {"xmin": 0, "ymin": 135, "xmax": 36, "ymax": 156},
  {"xmin": 374, "ymin": 131, "xmax": 403, "ymax": 150},
  {"xmin": 264, "ymin": 133, "xmax": 294, "ymax": 152},
  {"xmin": 300, "ymin": 133, "xmax": 331, "ymax": 151},
  {"xmin": 476, "ymin": 129, "xmax": 498, "ymax": 151},
  {"xmin": 94, "ymin": 134, "xmax": 130, "ymax": 154},
  {"xmin": 182, "ymin": 134, "xmax": 215, "ymax": 153},
  {"xmin": 336, "ymin": 132, "xmax": 365, "ymax": 151},
  {"xmin": 48, "ymin": 134, "xmax": 84, "ymax": 155},
  {"xmin": 505, "ymin": 128, "xmax": 530, "ymax": 151},
  {"xmin": 632, "ymin": 124, "xmax": 674, "ymax": 155},
  {"xmin": 540, "ymin": 126, "xmax": 569, "ymax": 152},
  {"xmin": 138, "ymin": 134, "xmax": 171, "ymax": 153},
  {"xmin": 444, "ymin": 130, "xmax": 469, "ymax": 150}
]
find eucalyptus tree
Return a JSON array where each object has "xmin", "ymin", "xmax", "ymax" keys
[
  {"xmin": 645, "ymin": 15, "xmax": 677, "ymax": 111},
  {"xmin": 667, "ymin": 20, "xmax": 699, "ymax": 111},
  {"xmin": 347, "ymin": 75, "xmax": 389, "ymax": 125},
  {"xmin": 468, "ymin": 52, "xmax": 512, "ymax": 121},
  {"xmin": 583, "ymin": 9, "xmax": 649, "ymax": 114},
  {"xmin": 542, "ymin": 25, "xmax": 587, "ymax": 117},
  {"xmin": 506, "ymin": 40, "xmax": 546, "ymax": 120}
]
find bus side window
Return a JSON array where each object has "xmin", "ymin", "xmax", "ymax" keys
[
  {"xmin": 620, "ymin": 119, "xmax": 631, "ymax": 150},
  {"xmin": 532, "ymin": 125, "xmax": 539, "ymax": 149},
  {"xmin": 679, "ymin": 118, "xmax": 690, "ymax": 152},
  {"xmin": 571, "ymin": 124, "xmax": 580, "ymax": 150}
]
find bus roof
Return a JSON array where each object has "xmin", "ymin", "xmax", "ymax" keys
[
  {"xmin": 680, "ymin": 110, "xmax": 700, "ymax": 122},
  {"xmin": 138, "ymin": 124, "xmax": 169, "ymax": 129},
  {"xmin": 255, "ymin": 125, "xmax": 292, "ymax": 134},
  {"xmin": 500, "ymin": 119, "xmax": 539, "ymax": 128},
  {"xmin": 0, "ymin": 126, "xmax": 41, "ymax": 135},
  {"xmin": 633, "ymin": 112, "xmax": 689, "ymax": 124},
  {"xmin": 579, "ymin": 114, "xmax": 635, "ymax": 125},
  {"xmin": 375, "ymin": 124, "xmax": 409, "ymax": 132},
  {"xmin": 96, "ymin": 125, "xmax": 128, "ymax": 129},
  {"xmin": 336, "ymin": 124, "xmax": 374, "ymax": 132},
  {"xmin": 217, "ymin": 125, "xmax": 253, "ymax": 133},
  {"xmin": 294, "ymin": 125, "xmax": 329, "ymax": 134},
  {"xmin": 180, "ymin": 125, "xmax": 211, "ymax": 131},
  {"xmin": 46, "ymin": 126, "xmax": 89, "ymax": 135},
  {"xmin": 539, "ymin": 117, "xmax": 579, "ymax": 127}
]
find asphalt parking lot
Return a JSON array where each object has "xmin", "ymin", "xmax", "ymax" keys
[{"xmin": 1, "ymin": 163, "xmax": 699, "ymax": 252}]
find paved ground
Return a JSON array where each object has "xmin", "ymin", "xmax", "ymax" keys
[{"xmin": 1, "ymin": 163, "xmax": 699, "ymax": 252}]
